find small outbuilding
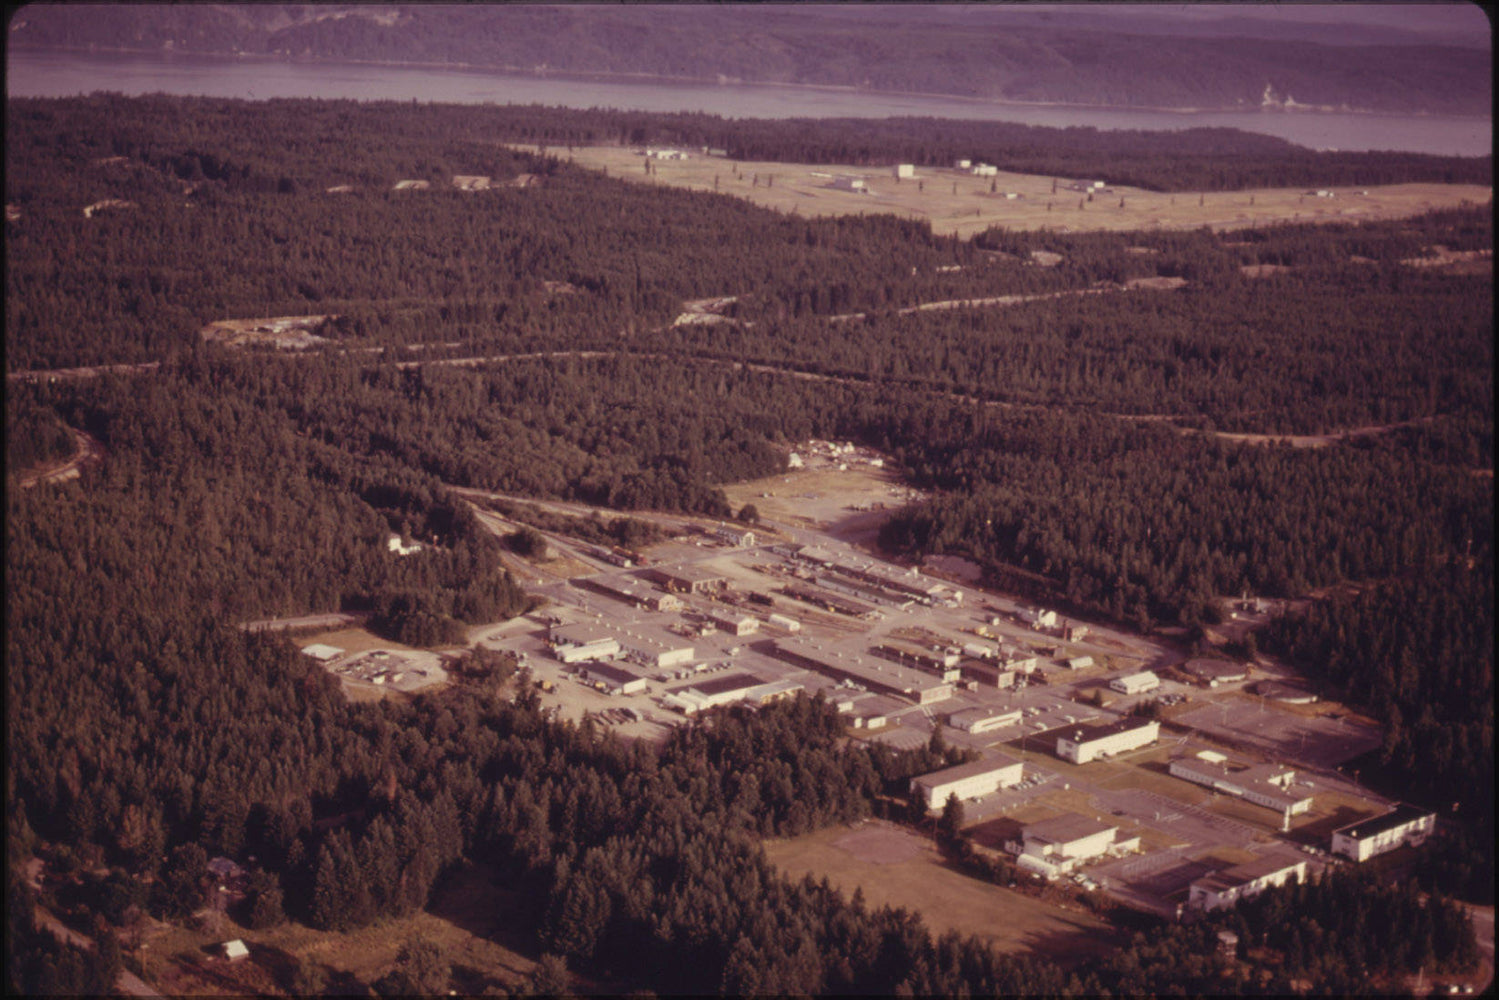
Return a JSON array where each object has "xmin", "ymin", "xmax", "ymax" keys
[{"xmin": 221, "ymin": 939, "xmax": 250, "ymax": 961}]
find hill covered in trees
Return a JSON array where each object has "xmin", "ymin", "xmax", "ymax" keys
[{"xmin": 9, "ymin": 3, "xmax": 1491, "ymax": 116}]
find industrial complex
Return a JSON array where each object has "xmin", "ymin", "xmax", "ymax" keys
[{"xmin": 300, "ymin": 449, "xmax": 1430, "ymax": 924}]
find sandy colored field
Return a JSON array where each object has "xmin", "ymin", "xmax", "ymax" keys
[
  {"xmin": 530, "ymin": 145, "xmax": 1491, "ymax": 238},
  {"xmin": 763, "ymin": 820, "xmax": 1119, "ymax": 963}
]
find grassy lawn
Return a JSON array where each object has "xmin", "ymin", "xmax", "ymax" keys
[{"xmin": 763, "ymin": 821, "xmax": 1122, "ymax": 965}]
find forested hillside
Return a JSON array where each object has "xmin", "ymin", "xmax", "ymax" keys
[
  {"xmin": 9, "ymin": 3, "xmax": 1490, "ymax": 115},
  {"xmin": 6, "ymin": 94, "xmax": 1492, "ymax": 993}
]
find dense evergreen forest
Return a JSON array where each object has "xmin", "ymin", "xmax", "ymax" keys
[{"xmin": 6, "ymin": 95, "xmax": 1491, "ymax": 993}]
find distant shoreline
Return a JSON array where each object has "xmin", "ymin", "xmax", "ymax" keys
[{"xmin": 9, "ymin": 43, "xmax": 1490, "ymax": 123}]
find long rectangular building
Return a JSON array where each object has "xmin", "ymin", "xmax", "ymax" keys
[
  {"xmin": 1330, "ymin": 804, "xmax": 1436, "ymax": 862},
  {"xmin": 1055, "ymin": 719, "xmax": 1159, "ymax": 764},
  {"xmin": 911, "ymin": 754, "xmax": 1023, "ymax": 809},
  {"xmin": 1169, "ymin": 753, "xmax": 1314, "ymax": 829},
  {"xmin": 772, "ymin": 638, "xmax": 952, "ymax": 705}
]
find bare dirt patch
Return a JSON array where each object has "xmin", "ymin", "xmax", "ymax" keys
[
  {"xmin": 199, "ymin": 315, "xmax": 332, "ymax": 350},
  {"xmin": 526, "ymin": 145, "xmax": 1492, "ymax": 238}
]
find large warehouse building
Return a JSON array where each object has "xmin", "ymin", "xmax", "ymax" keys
[
  {"xmin": 910, "ymin": 754, "xmax": 1024, "ymax": 810},
  {"xmin": 1055, "ymin": 719, "xmax": 1160, "ymax": 764},
  {"xmin": 772, "ymin": 638, "xmax": 953, "ymax": 705},
  {"xmin": 1330, "ymin": 804, "xmax": 1437, "ymax": 862}
]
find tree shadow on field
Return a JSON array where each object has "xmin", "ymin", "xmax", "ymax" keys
[{"xmin": 425, "ymin": 860, "xmax": 535, "ymax": 974}]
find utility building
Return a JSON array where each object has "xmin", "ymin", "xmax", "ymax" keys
[
  {"xmin": 910, "ymin": 754, "xmax": 1024, "ymax": 810},
  {"xmin": 1055, "ymin": 719, "xmax": 1160, "ymax": 764}
]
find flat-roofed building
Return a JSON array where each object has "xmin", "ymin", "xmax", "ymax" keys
[
  {"xmin": 579, "ymin": 661, "xmax": 648, "ymax": 695},
  {"xmin": 1111, "ymin": 670, "xmax": 1161, "ymax": 696},
  {"xmin": 665, "ymin": 674, "xmax": 804, "ymax": 714},
  {"xmin": 910, "ymin": 753, "xmax": 1024, "ymax": 810},
  {"xmin": 1055, "ymin": 719, "xmax": 1160, "ymax": 764},
  {"xmin": 618, "ymin": 629, "xmax": 696, "ymax": 670},
  {"xmin": 1330, "ymin": 804, "xmax": 1437, "ymax": 862},
  {"xmin": 1009, "ymin": 813, "xmax": 1137, "ymax": 872},
  {"xmin": 873, "ymin": 643, "xmax": 962, "ymax": 682},
  {"xmin": 1065, "ymin": 655, "xmax": 1095, "ymax": 671},
  {"xmin": 947, "ymin": 705, "xmax": 1023, "ymax": 734},
  {"xmin": 1169, "ymin": 752, "xmax": 1314, "ymax": 830},
  {"xmin": 550, "ymin": 624, "xmax": 621, "ymax": 664},
  {"xmin": 301, "ymin": 643, "xmax": 344, "ymax": 662},
  {"xmin": 1189, "ymin": 854, "xmax": 1307, "ymax": 912},
  {"xmin": 773, "ymin": 638, "xmax": 953, "ymax": 705}
]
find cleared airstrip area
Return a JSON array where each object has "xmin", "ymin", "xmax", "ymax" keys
[{"xmin": 534, "ymin": 144, "xmax": 1492, "ymax": 238}]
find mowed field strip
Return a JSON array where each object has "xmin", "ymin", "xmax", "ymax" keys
[
  {"xmin": 763, "ymin": 820, "xmax": 1120, "ymax": 964},
  {"xmin": 532, "ymin": 144, "xmax": 1491, "ymax": 237}
]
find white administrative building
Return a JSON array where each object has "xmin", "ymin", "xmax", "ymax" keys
[
  {"xmin": 910, "ymin": 754, "xmax": 1023, "ymax": 810},
  {"xmin": 1188, "ymin": 854, "xmax": 1307, "ymax": 912},
  {"xmin": 1330, "ymin": 803, "xmax": 1437, "ymax": 862},
  {"xmin": 1055, "ymin": 719, "xmax": 1160, "ymax": 764},
  {"xmin": 1007, "ymin": 813, "xmax": 1140, "ymax": 877}
]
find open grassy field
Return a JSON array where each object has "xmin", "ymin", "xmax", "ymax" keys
[
  {"xmin": 763, "ymin": 819, "xmax": 1121, "ymax": 964},
  {"xmin": 532, "ymin": 144, "xmax": 1492, "ymax": 238}
]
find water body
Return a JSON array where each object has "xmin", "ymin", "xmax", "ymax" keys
[{"xmin": 6, "ymin": 48, "xmax": 1491, "ymax": 157}]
